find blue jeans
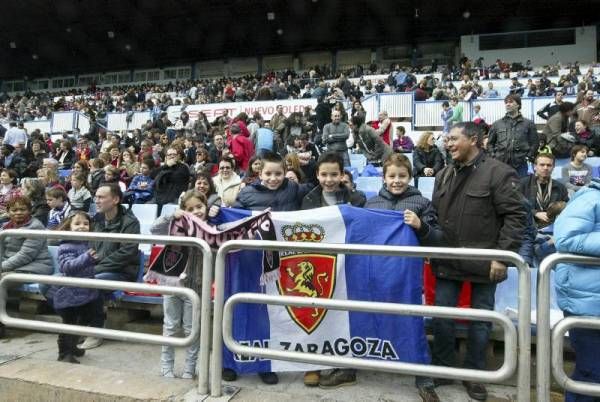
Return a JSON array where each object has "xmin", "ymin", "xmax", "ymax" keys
[
  {"xmin": 89, "ymin": 272, "xmax": 131, "ymax": 328},
  {"xmin": 514, "ymin": 163, "xmax": 529, "ymax": 178},
  {"xmin": 564, "ymin": 311, "xmax": 600, "ymax": 402},
  {"xmin": 431, "ymin": 278, "xmax": 496, "ymax": 370},
  {"xmin": 161, "ymin": 295, "xmax": 199, "ymax": 375}
]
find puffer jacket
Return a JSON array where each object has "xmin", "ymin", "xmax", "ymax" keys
[
  {"xmin": 53, "ymin": 241, "xmax": 100, "ymax": 310},
  {"xmin": 233, "ymin": 178, "xmax": 313, "ymax": 211},
  {"xmin": 365, "ymin": 186, "xmax": 443, "ymax": 246},
  {"xmin": 91, "ymin": 205, "xmax": 140, "ymax": 280},
  {"xmin": 487, "ymin": 113, "xmax": 539, "ymax": 169},
  {"xmin": 1, "ymin": 218, "xmax": 53, "ymax": 274},
  {"xmin": 554, "ymin": 178, "xmax": 600, "ymax": 316}
]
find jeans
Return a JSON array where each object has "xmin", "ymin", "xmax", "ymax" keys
[
  {"xmin": 514, "ymin": 163, "xmax": 529, "ymax": 178},
  {"xmin": 564, "ymin": 311, "xmax": 600, "ymax": 402},
  {"xmin": 161, "ymin": 295, "xmax": 199, "ymax": 374},
  {"xmin": 432, "ymin": 278, "xmax": 496, "ymax": 371},
  {"xmin": 335, "ymin": 150, "xmax": 350, "ymax": 167},
  {"xmin": 90, "ymin": 272, "xmax": 131, "ymax": 328}
]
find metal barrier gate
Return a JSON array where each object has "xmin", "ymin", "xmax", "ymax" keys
[
  {"xmin": 210, "ymin": 240, "xmax": 531, "ymax": 401},
  {"xmin": 537, "ymin": 253, "xmax": 600, "ymax": 400},
  {"xmin": 0, "ymin": 229, "xmax": 213, "ymax": 395}
]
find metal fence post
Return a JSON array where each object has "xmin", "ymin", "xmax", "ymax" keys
[
  {"xmin": 210, "ymin": 240, "xmax": 530, "ymax": 400},
  {"xmin": 537, "ymin": 253, "xmax": 600, "ymax": 400}
]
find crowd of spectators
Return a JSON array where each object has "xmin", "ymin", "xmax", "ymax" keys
[{"xmin": 0, "ymin": 56, "xmax": 600, "ymax": 400}]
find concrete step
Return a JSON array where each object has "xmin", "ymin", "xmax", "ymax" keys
[{"xmin": 0, "ymin": 358, "xmax": 197, "ymax": 402}]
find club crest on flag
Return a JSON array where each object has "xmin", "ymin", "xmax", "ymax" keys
[{"xmin": 276, "ymin": 223, "xmax": 336, "ymax": 334}]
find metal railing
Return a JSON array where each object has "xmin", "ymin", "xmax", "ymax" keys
[
  {"xmin": 223, "ymin": 293, "xmax": 517, "ymax": 381},
  {"xmin": 537, "ymin": 253, "xmax": 600, "ymax": 400},
  {"xmin": 210, "ymin": 240, "xmax": 531, "ymax": 400},
  {"xmin": 0, "ymin": 229, "xmax": 213, "ymax": 395},
  {"xmin": 0, "ymin": 273, "xmax": 199, "ymax": 346}
]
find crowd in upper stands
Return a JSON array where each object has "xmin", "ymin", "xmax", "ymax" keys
[{"xmin": 0, "ymin": 57, "xmax": 598, "ymax": 129}]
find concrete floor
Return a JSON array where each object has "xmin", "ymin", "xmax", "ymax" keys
[{"xmin": 0, "ymin": 326, "xmax": 534, "ymax": 402}]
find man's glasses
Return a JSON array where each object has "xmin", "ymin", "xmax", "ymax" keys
[{"xmin": 219, "ymin": 166, "xmax": 232, "ymax": 170}]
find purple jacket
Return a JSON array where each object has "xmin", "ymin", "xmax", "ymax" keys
[{"xmin": 53, "ymin": 241, "xmax": 99, "ymax": 310}]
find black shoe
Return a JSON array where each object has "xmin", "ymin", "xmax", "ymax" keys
[
  {"xmin": 258, "ymin": 371, "xmax": 279, "ymax": 385},
  {"xmin": 462, "ymin": 381, "xmax": 487, "ymax": 401},
  {"xmin": 57, "ymin": 354, "xmax": 65, "ymax": 362},
  {"xmin": 62, "ymin": 354, "xmax": 81, "ymax": 364},
  {"xmin": 72, "ymin": 348, "xmax": 85, "ymax": 357},
  {"xmin": 433, "ymin": 378, "xmax": 454, "ymax": 387},
  {"xmin": 222, "ymin": 368, "xmax": 237, "ymax": 382},
  {"xmin": 417, "ymin": 385, "xmax": 441, "ymax": 402},
  {"xmin": 0, "ymin": 322, "xmax": 5, "ymax": 339}
]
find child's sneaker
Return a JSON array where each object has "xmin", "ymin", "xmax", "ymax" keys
[
  {"xmin": 161, "ymin": 369, "xmax": 175, "ymax": 378},
  {"xmin": 181, "ymin": 371, "xmax": 195, "ymax": 380}
]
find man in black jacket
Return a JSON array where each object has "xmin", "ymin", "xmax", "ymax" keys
[
  {"xmin": 431, "ymin": 122, "xmax": 526, "ymax": 401},
  {"xmin": 519, "ymin": 153, "xmax": 569, "ymax": 227},
  {"xmin": 487, "ymin": 94, "xmax": 538, "ymax": 177}
]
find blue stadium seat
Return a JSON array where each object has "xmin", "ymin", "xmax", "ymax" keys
[
  {"xmin": 417, "ymin": 177, "xmax": 435, "ymax": 200},
  {"xmin": 586, "ymin": 157, "xmax": 600, "ymax": 169},
  {"xmin": 115, "ymin": 251, "xmax": 163, "ymax": 304},
  {"xmin": 350, "ymin": 153, "xmax": 367, "ymax": 173},
  {"xmin": 355, "ymin": 176, "xmax": 383, "ymax": 200},
  {"xmin": 122, "ymin": 204, "xmax": 158, "ymax": 236},
  {"xmin": 160, "ymin": 204, "xmax": 178, "ymax": 218},
  {"xmin": 58, "ymin": 169, "xmax": 72, "ymax": 178}
]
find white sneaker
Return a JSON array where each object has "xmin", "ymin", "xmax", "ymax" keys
[
  {"xmin": 78, "ymin": 337, "xmax": 103, "ymax": 350},
  {"xmin": 161, "ymin": 370, "xmax": 175, "ymax": 378},
  {"xmin": 181, "ymin": 371, "xmax": 194, "ymax": 379}
]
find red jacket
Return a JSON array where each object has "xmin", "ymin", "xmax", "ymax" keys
[{"xmin": 229, "ymin": 134, "xmax": 255, "ymax": 171}]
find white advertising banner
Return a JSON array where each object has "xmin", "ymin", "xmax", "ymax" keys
[{"xmin": 167, "ymin": 98, "xmax": 318, "ymax": 123}]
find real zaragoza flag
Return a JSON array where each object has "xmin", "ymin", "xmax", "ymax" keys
[{"xmin": 216, "ymin": 205, "xmax": 430, "ymax": 373}]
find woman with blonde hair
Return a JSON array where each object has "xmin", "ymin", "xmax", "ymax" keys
[{"xmin": 413, "ymin": 131, "xmax": 444, "ymax": 186}]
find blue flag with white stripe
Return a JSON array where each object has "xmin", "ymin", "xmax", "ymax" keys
[{"xmin": 218, "ymin": 205, "xmax": 430, "ymax": 373}]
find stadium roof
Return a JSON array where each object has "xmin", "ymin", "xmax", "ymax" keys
[{"xmin": 0, "ymin": 0, "xmax": 598, "ymax": 79}]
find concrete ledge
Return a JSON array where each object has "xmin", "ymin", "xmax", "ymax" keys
[{"xmin": 0, "ymin": 358, "xmax": 197, "ymax": 402}]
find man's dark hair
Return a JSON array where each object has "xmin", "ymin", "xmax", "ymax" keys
[
  {"xmin": 452, "ymin": 122, "xmax": 482, "ymax": 148},
  {"xmin": 316, "ymin": 151, "xmax": 344, "ymax": 173},
  {"xmin": 558, "ymin": 101, "xmax": 575, "ymax": 114},
  {"xmin": 98, "ymin": 182, "xmax": 123, "ymax": 200},
  {"xmin": 260, "ymin": 150, "xmax": 285, "ymax": 169}
]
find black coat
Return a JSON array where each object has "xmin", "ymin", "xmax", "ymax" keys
[
  {"xmin": 431, "ymin": 151, "xmax": 526, "ymax": 283},
  {"xmin": 413, "ymin": 147, "xmax": 444, "ymax": 176},
  {"xmin": 234, "ymin": 178, "xmax": 313, "ymax": 212},
  {"xmin": 301, "ymin": 184, "xmax": 365, "ymax": 210},
  {"xmin": 519, "ymin": 175, "xmax": 569, "ymax": 214},
  {"xmin": 153, "ymin": 162, "xmax": 191, "ymax": 204}
]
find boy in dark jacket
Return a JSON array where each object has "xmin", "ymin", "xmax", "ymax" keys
[
  {"xmin": 301, "ymin": 152, "xmax": 365, "ymax": 210},
  {"xmin": 300, "ymin": 152, "xmax": 365, "ymax": 388},
  {"xmin": 233, "ymin": 151, "xmax": 312, "ymax": 212}
]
